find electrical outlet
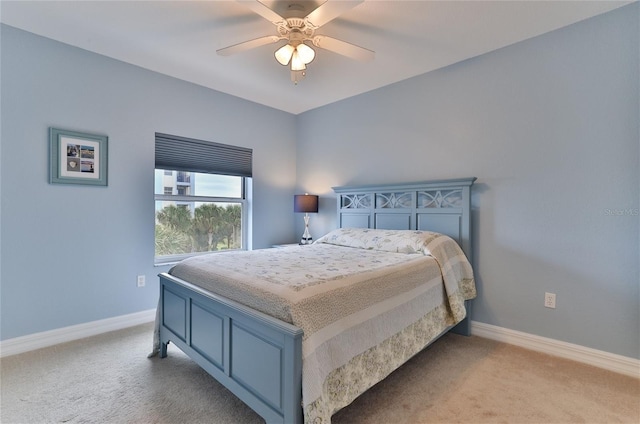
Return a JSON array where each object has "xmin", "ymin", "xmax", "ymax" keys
[
  {"xmin": 544, "ymin": 292, "xmax": 556, "ymax": 309},
  {"xmin": 137, "ymin": 275, "xmax": 146, "ymax": 287}
]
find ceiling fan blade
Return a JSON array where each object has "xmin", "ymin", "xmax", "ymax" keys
[
  {"xmin": 217, "ymin": 35, "xmax": 281, "ymax": 56},
  {"xmin": 238, "ymin": 0, "xmax": 286, "ymax": 24},
  {"xmin": 305, "ymin": 0, "xmax": 363, "ymax": 28},
  {"xmin": 312, "ymin": 35, "xmax": 374, "ymax": 62}
]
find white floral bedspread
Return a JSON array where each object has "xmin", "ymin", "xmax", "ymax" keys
[{"xmin": 162, "ymin": 228, "xmax": 476, "ymax": 423}]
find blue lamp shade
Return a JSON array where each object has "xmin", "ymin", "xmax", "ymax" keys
[{"xmin": 294, "ymin": 194, "xmax": 318, "ymax": 213}]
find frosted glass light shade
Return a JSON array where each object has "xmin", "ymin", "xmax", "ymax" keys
[
  {"xmin": 275, "ymin": 44, "xmax": 295, "ymax": 66},
  {"xmin": 296, "ymin": 43, "xmax": 315, "ymax": 64},
  {"xmin": 290, "ymin": 50, "xmax": 306, "ymax": 71}
]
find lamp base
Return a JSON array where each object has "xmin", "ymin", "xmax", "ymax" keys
[{"xmin": 300, "ymin": 213, "xmax": 312, "ymax": 245}]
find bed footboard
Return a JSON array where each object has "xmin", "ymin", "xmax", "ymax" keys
[{"xmin": 158, "ymin": 272, "xmax": 304, "ymax": 424}]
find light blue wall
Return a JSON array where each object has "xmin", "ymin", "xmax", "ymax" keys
[
  {"xmin": 296, "ymin": 4, "xmax": 639, "ymax": 359},
  {"xmin": 0, "ymin": 25, "xmax": 297, "ymax": 340}
]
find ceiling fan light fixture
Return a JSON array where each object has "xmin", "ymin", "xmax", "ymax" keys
[{"xmin": 275, "ymin": 43, "xmax": 295, "ymax": 66}]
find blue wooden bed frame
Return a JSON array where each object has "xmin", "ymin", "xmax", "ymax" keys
[{"xmin": 158, "ymin": 177, "xmax": 476, "ymax": 424}]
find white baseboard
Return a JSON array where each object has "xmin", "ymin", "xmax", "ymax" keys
[
  {"xmin": 1, "ymin": 313, "xmax": 637, "ymax": 379},
  {"xmin": 0, "ymin": 309, "xmax": 156, "ymax": 358},
  {"xmin": 471, "ymin": 321, "xmax": 640, "ymax": 378}
]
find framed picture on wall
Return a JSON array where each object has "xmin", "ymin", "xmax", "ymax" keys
[{"xmin": 49, "ymin": 127, "xmax": 108, "ymax": 186}]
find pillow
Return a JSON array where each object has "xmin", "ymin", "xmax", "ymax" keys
[{"xmin": 315, "ymin": 227, "xmax": 440, "ymax": 254}]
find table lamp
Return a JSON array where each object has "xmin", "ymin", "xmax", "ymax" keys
[{"xmin": 294, "ymin": 193, "xmax": 319, "ymax": 244}]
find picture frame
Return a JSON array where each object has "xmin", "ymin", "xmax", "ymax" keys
[{"xmin": 49, "ymin": 127, "xmax": 108, "ymax": 186}]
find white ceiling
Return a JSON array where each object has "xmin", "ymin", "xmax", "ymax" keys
[{"xmin": 1, "ymin": 0, "xmax": 633, "ymax": 114}]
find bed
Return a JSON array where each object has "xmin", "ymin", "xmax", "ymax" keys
[{"xmin": 152, "ymin": 177, "xmax": 476, "ymax": 424}]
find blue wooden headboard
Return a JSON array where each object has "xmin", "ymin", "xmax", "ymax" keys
[{"xmin": 333, "ymin": 178, "xmax": 476, "ymax": 261}]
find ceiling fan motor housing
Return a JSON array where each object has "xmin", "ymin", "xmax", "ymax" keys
[
  {"xmin": 277, "ymin": 17, "xmax": 315, "ymax": 41},
  {"xmin": 288, "ymin": 28, "xmax": 306, "ymax": 46}
]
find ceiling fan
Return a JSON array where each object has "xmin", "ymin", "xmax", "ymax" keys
[{"xmin": 217, "ymin": 0, "xmax": 375, "ymax": 84}]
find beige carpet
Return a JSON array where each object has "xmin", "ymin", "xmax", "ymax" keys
[{"xmin": 1, "ymin": 322, "xmax": 638, "ymax": 423}]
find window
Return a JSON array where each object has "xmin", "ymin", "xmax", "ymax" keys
[{"xmin": 154, "ymin": 133, "xmax": 252, "ymax": 264}]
